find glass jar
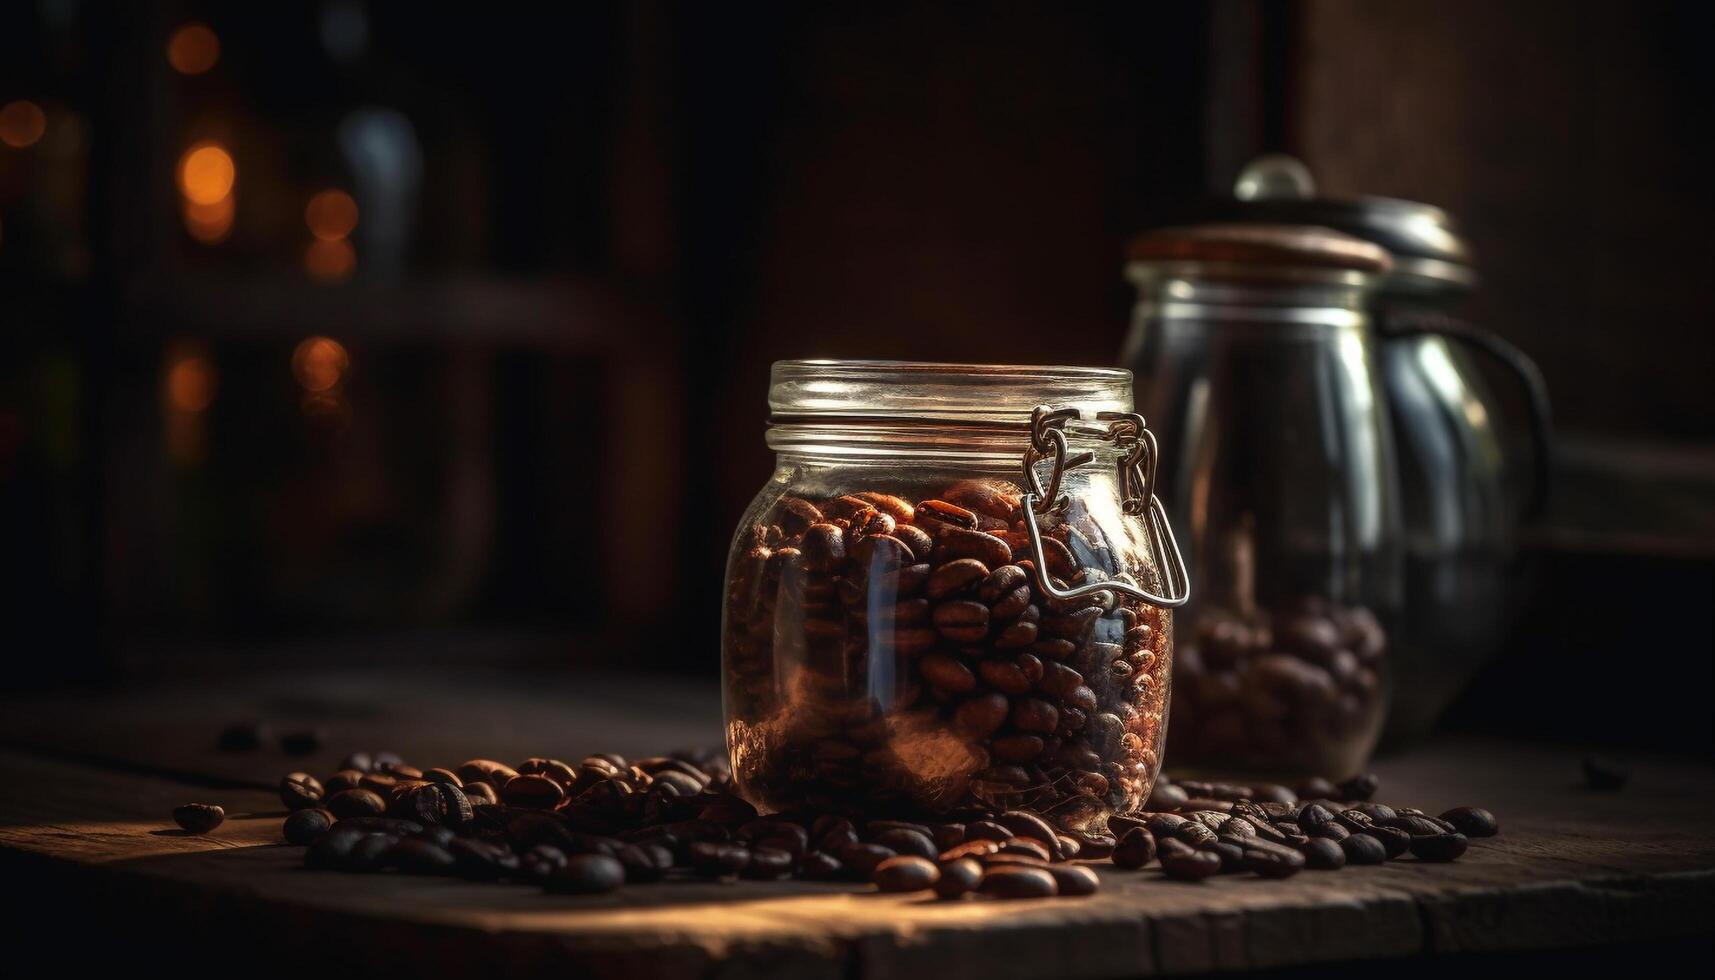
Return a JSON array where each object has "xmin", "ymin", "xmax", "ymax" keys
[
  {"xmin": 722, "ymin": 360, "xmax": 1188, "ymax": 830},
  {"xmin": 1120, "ymin": 225, "xmax": 1403, "ymax": 779}
]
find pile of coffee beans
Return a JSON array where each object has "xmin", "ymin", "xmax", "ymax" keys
[
  {"xmin": 724, "ymin": 480, "xmax": 1172, "ymax": 825},
  {"xmin": 172, "ymin": 743, "xmax": 1496, "ymax": 900},
  {"xmin": 1169, "ymin": 598, "xmax": 1386, "ymax": 777},
  {"xmin": 1132, "ymin": 773, "xmax": 1495, "ymax": 880}
]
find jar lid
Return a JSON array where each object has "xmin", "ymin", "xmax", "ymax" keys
[
  {"xmin": 1126, "ymin": 222, "xmax": 1394, "ymax": 276},
  {"xmin": 768, "ymin": 360, "xmax": 1134, "ymax": 425},
  {"xmin": 1211, "ymin": 154, "xmax": 1476, "ymax": 293}
]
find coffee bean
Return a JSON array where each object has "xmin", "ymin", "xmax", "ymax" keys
[
  {"xmin": 1243, "ymin": 842, "xmax": 1305, "ymax": 878},
  {"xmin": 689, "ymin": 841, "xmax": 752, "ymax": 877},
  {"xmin": 1301, "ymin": 837, "xmax": 1346, "ymax": 870},
  {"xmin": 978, "ymin": 658, "xmax": 1033, "ymax": 695},
  {"xmin": 413, "ymin": 824, "xmax": 456, "ymax": 848},
  {"xmin": 1337, "ymin": 773, "xmax": 1379, "ymax": 802},
  {"xmin": 836, "ymin": 843, "xmax": 896, "ymax": 879},
  {"xmin": 326, "ymin": 788, "xmax": 386, "ymax": 819},
  {"xmin": 457, "ymin": 759, "xmax": 520, "ymax": 788},
  {"xmin": 1365, "ymin": 826, "xmax": 1412, "ymax": 858},
  {"xmin": 1582, "ymin": 755, "xmax": 1629, "ymax": 791},
  {"xmin": 928, "ymin": 558, "xmax": 991, "ymax": 599},
  {"xmin": 1009, "ymin": 697, "xmax": 1060, "ymax": 734},
  {"xmin": 517, "ymin": 758, "xmax": 578, "ymax": 788},
  {"xmin": 390, "ymin": 838, "xmax": 457, "ymax": 875},
  {"xmin": 503, "ymin": 774, "xmax": 566, "ymax": 809},
  {"xmin": 449, "ymin": 838, "xmax": 517, "ymax": 880},
  {"xmin": 1112, "ymin": 827, "xmax": 1157, "ymax": 869},
  {"xmin": 422, "ymin": 767, "xmax": 463, "ymax": 787},
  {"xmin": 953, "ymin": 694, "xmax": 1010, "ymax": 737},
  {"xmin": 1409, "ymin": 833, "xmax": 1468, "ymax": 862},
  {"xmin": 171, "ymin": 802, "xmax": 224, "ymax": 834},
  {"xmin": 304, "ymin": 826, "xmax": 364, "ymax": 869},
  {"xmin": 345, "ymin": 832, "xmax": 398, "ymax": 872},
  {"xmin": 998, "ymin": 838, "xmax": 1052, "ymax": 862},
  {"xmin": 462, "ymin": 781, "xmax": 499, "ymax": 807},
  {"xmin": 873, "ymin": 855, "xmax": 940, "ymax": 892},
  {"xmin": 941, "ymin": 839, "xmax": 1001, "ymax": 861},
  {"xmin": 872, "ymin": 828, "xmax": 938, "ymax": 861},
  {"xmin": 340, "ymin": 752, "xmax": 374, "ymax": 773},
  {"xmin": 324, "ymin": 769, "xmax": 364, "ymax": 795},
  {"xmin": 1439, "ymin": 806, "xmax": 1498, "ymax": 838},
  {"xmin": 1047, "ymin": 864, "xmax": 1100, "ymax": 896},
  {"xmin": 979, "ymin": 865, "xmax": 1058, "ymax": 899},
  {"xmin": 283, "ymin": 807, "xmax": 334, "ymax": 845},
  {"xmin": 1378, "ymin": 814, "xmax": 1446, "ymax": 837},
  {"xmin": 742, "ymin": 847, "xmax": 796, "ymax": 880},
  {"xmin": 800, "ymin": 851, "xmax": 844, "ymax": 880},
  {"xmin": 933, "ymin": 600, "xmax": 990, "ymax": 643},
  {"xmin": 1146, "ymin": 781, "xmax": 1189, "ymax": 811},
  {"xmin": 1158, "ymin": 839, "xmax": 1221, "ymax": 881},
  {"xmin": 1340, "ymin": 833, "xmax": 1387, "ymax": 865},
  {"xmin": 548, "ymin": 853, "xmax": 627, "ymax": 894},
  {"xmin": 921, "ymin": 653, "xmax": 978, "ymax": 694},
  {"xmin": 1206, "ymin": 841, "xmax": 1246, "ymax": 873},
  {"xmin": 278, "ymin": 772, "xmax": 324, "ymax": 811},
  {"xmin": 934, "ymin": 856, "xmax": 984, "ymax": 898}
]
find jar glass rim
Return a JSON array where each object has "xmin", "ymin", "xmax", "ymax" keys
[{"xmin": 769, "ymin": 359, "xmax": 1134, "ymax": 424}]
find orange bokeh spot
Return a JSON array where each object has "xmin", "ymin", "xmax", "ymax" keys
[
  {"xmin": 178, "ymin": 142, "xmax": 235, "ymax": 205},
  {"xmin": 292, "ymin": 337, "xmax": 350, "ymax": 392},
  {"xmin": 304, "ymin": 238, "xmax": 356, "ymax": 282},
  {"xmin": 167, "ymin": 23, "xmax": 221, "ymax": 75},
  {"xmin": 166, "ymin": 355, "xmax": 218, "ymax": 413},
  {"xmin": 305, "ymin": 189, "xmax": 358, "ymax": 241},
  {"xmin": 182, "ymin": 195, "xmax": 235, "ymax": 244},
  {"xmin": 0, "ymin": 100, "xmax": 47, "ymax": 149}
]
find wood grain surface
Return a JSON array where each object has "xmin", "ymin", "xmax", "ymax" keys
[{"xmin": 1, "ymin": 671, "xmax": 1712, "ymax": 977}]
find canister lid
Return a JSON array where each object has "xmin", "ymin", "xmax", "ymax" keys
[
  {"xmin": 1208, "ymin": 154, "xmax": 1477, "ymax": 293},
  {"xmin": 768, "ymin": 360, "xmax": 1133, "ymax": 425},
  {"xmin": 1126, "ymin": 222, "xmax": 1394, "ymax": 276}
]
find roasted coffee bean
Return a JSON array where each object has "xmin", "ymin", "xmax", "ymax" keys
[
  {"xmin": 344, "ymin": 832, "xmax": 399, "ymax": 872},
  {"xmin": 324, "ymin": 769, "xmax": 364, "ymax": 795},
  {"xmin": 305, "ymin": 826, "xmax": 365, "ymax": 869},
  {"xmin": 326, "ymin": 788, "xmax": 387, "ymax": 819},
  {"xmin": 1582, "ymin": 755, "xmax": 1629, "ymax": 791},
  {"xmin": 1310, "ymin": 821, "xmax": 1349, "ymax": 842},
  {"xmin": 1047, "ymin": 864, "xmax": 1100, "ymax": 896},
  {"xmin": 172, "ymin": 802, "xmax": 224, "ymax": 834},
  {"xmin": 1364, "ymin": 826, "xmax": 1412, "ymax": 858},
  {"xmin": 283, "ymin": 807, "xmax": 335, "ymax": 845},
  {"xmin": 503, "ymin": 774, "xmax": 567, "ymax": 809},
  {"xmin": 548, "ymin": 853, "xmax": 626, "ymax": 894},
  {"xmin": 1175, "ymin": 822, "xmax": 1218, "ymax": 848},
  {"xmin": 1296, "ymin": 803, "xmax": 1334, "ymax": 833},
  {"xmin": 995, "ymin": 810, "xmax": 1058, "ymax": 847},
  {"xmin": 800, "ymin": 851, "xmax": 844, "ymax": 880},
  {"xmin": 339, "ymin": 752, "xmax": 374, "ymax": 773},
  {"xmin": 218, "ymin": 721, "xmax": 267, "ymax": 752},
  {"xmin": 941, "ymin": 839, "xmax": 1001, "ymax": 861},
  {"xmin": 836, "ymin": 843, "xmax": 896, "ymax": 879},
  {"xmin": 1337, "ymin": 773, "xmax": 1379, "ymax": 802},
  {"xmin": 953, "ymin": 693, "xmax": 1010, "ymax": 737},
  {"xmin": 1147, "ymin": 781, "xmax": 1189, "ymax": 811},
  {"xmin": 457, "ymin": 759, "xmax": 519, "ymax": 788},
  {"xmin": 1243, "ymin": 842, "xmax": 1306, "ymax": 878},
  {"xmin": 616, "ymin": 843, "xmax": 674, "ymax": 883},
  {"xmin": 462, "ymin": 781, "xmax": 499, "ymax": 807},
  {"xmin": 1203, "ymin": 841, "xmax": 1244, "ymax": 873},
  {"xmin": 742, "ymin": 847, "xmax": 796, "ymax": 880},
  {"xmin": 933, "ymin": 600, "xmax": 990, "ymax": 643},
  {"xmin": 517, "ymin": 758, "xmax": 578, "ymax": 788},
  {"xmin": 934, "ymin": 857, "xmax": 984, "ymax": 898},
  {"xmin": 1346, "ymin": 801, "xmax": 1396, "ymax": 822},
  {"xmin": 872, "ymin": 828, "xmax": 938, "ymax": 861},
  {"xmin": 1334, "ymin": 809, "xmax": 1374, "ymax": 834},
  {"xmin": 389, "ymin": 838, "xmax": 457, "ymax": 875},
  {"xmin": 998, "ymin": 838, "xmax": 1053, "ymax": 862},
  {"xmin": 688, "ymin": 841, "xmax": 752, "ymax": 877},
  {"xmin": 1340, "ymin": 832, "xmax": 1388, "ymax": 865},
  {"xmin": 333, "ymin": 816, "xmax": 424, "ymax": 835},
  {"xmin": 1379, "ymin": 814, "xmax": 1447, "ymax": 838},
  {"xmin": 921, "ymin": 653, "xmax": 978, "ymax": 694},
  {"xmin": 279, "ymin": 772, "xmax": 324, "ymax": 811},
  {"xmin": 1071, "ymin": 832, "xmax": 1115, "ymax": 861},
  {"xmin": 421, "ymin": 767, "xmax": 463, "ymax": 787},
  {"xmin": 979, "ymin": 865, "xmax": 1058, "ymax": 899},
  {"xmin": 927, "ymin": 558, "xmax": 990, "ymax": 599},
  {"xmin": 1158, "ymin": 839, "xmax": 1221, "ymax": 881},
  {"xmin": 449, "ymin": 838, "xmax": 517, "ymax": 880},
  {"xmin": 1410, "ymin": 833, "xmax": 1468, "ymax": 862},
  {"xmin": 1301, "ymin": 837, "xmax": 1346, "ymax": 870},
  {"xmin": 1439, "ymin": 806, "xmax": 1498, "ymax": 838},
  {"xmin": 872, "ymin": 855, "xmax": 940, "ymax": 892},
  {"xmin": 414, "ymin": 824, "xmax": 457, "ymax": 848},
  {"xmin": 1112, "ymin": 827, "xmax": 1157, "ymax": 869},
  {"xmin": 981, "ymin": 852, "xmax": 1049, "ymax": 869}
]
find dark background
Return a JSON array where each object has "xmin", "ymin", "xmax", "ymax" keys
[{"xmin": 2, "ymin": 1, "xmax": 1711, "ymax": 752}]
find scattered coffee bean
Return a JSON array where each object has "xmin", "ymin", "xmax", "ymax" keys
[
  {"xmin": 742, "ymin": 847, "xmax": 795, "ymax": 880},
  {"xmin": 1047, "ymin": 864, "xmax": 1100, "ymax": 896},
  {"xmin": 934, "ymin": 857, "xmax": 984, "ymax": 898},
  {"xmin": 1301, "ymin": 837, "xmax": 1346, "ymax": 870},
  {"xmin": 326, "ymin": 788, "xmax": 386, "ymax": 819},
  {"xmin": 1158, "ymin": 839, "xmax": 1222, "ymax": 881},
  {"xmin": 979, "ymin": 865, "xmax": 1058, "ymax": 899},
  {"xmin": 548, "ymin": 854, "xmax": 627, "ymax": 894},
  {"xmin": 173, "ymin": 803, "xmax": 224, "ymax": 834},
  {"xmin": 283, "ymin": 807, "xmax": 334, "ymax": 845},
  {"xmin": 1409, "ymin": 833, "xmax": 1469, "ymax": 862},
  {"xmin": 279, "ymin": 772, "xmax": 324, "ymax": 811},
  {"xmin": 390, "ymin": 838, "xmax": 457, "ymax": 875},
  {"xmin": 1340, "ymin": 832, "xmax": 1387, "ymax": 865},
  {"xmin": 1439, "ymin": 806, "xmax": 1497, "ymax": 838},
  {"xmin": 873, "ymin": 856, "xmax": 940, "ymax": 892},
  {"xmin": 1112, "ymin": 827, "xmax": 1157, "ymax": 869},
  {"xmin": 1243, "ymin": 842, "xmax": 1305, "ymax": 878}
]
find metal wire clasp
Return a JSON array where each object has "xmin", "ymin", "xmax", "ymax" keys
[{"xmin": 1018, "ymin": 405, "xmax": 1190, "ymax": 609}]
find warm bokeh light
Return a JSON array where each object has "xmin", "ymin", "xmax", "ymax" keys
[
  {"xmin": 165, "ymin": 354, "xmax": 218, "ymax": 413},
  {"xmin": 166, "ymin": 22, "xmax": 221, "ymax": 75},
  {"xmin": 182, "ymin": 195, "xmax": 235, "ymax": 244},
  {"xmin": 178, "ymin": 142, "xmax": 235, "ymax": 205},
  {"xmin": 304, "ymin": 238, "xmax": 356, "ymax": 282},
  {"xmin": 292, "ymin": 336, "xmax": 350, "ymax": 392},
  {"xmin": 305, "ymin": 189, "xmax": 359, "ymax": 241},
  {"xmin": 0, "ymin": 100, "xmax": 47, "ymax": 148}
]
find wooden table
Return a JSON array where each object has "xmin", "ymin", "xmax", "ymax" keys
[{"xmin": 2, "ymin": 668, "xmax": 1711, "ymax": 976}]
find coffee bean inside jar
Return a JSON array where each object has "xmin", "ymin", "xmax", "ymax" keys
[{"xmin": 723, "ymin": 361, "xmax": 1189, "ymax": 831}]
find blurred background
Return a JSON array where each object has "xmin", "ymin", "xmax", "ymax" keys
[{"xmin": 2, "ymin": 1, "xmax": 1710, "ymax": 754}]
